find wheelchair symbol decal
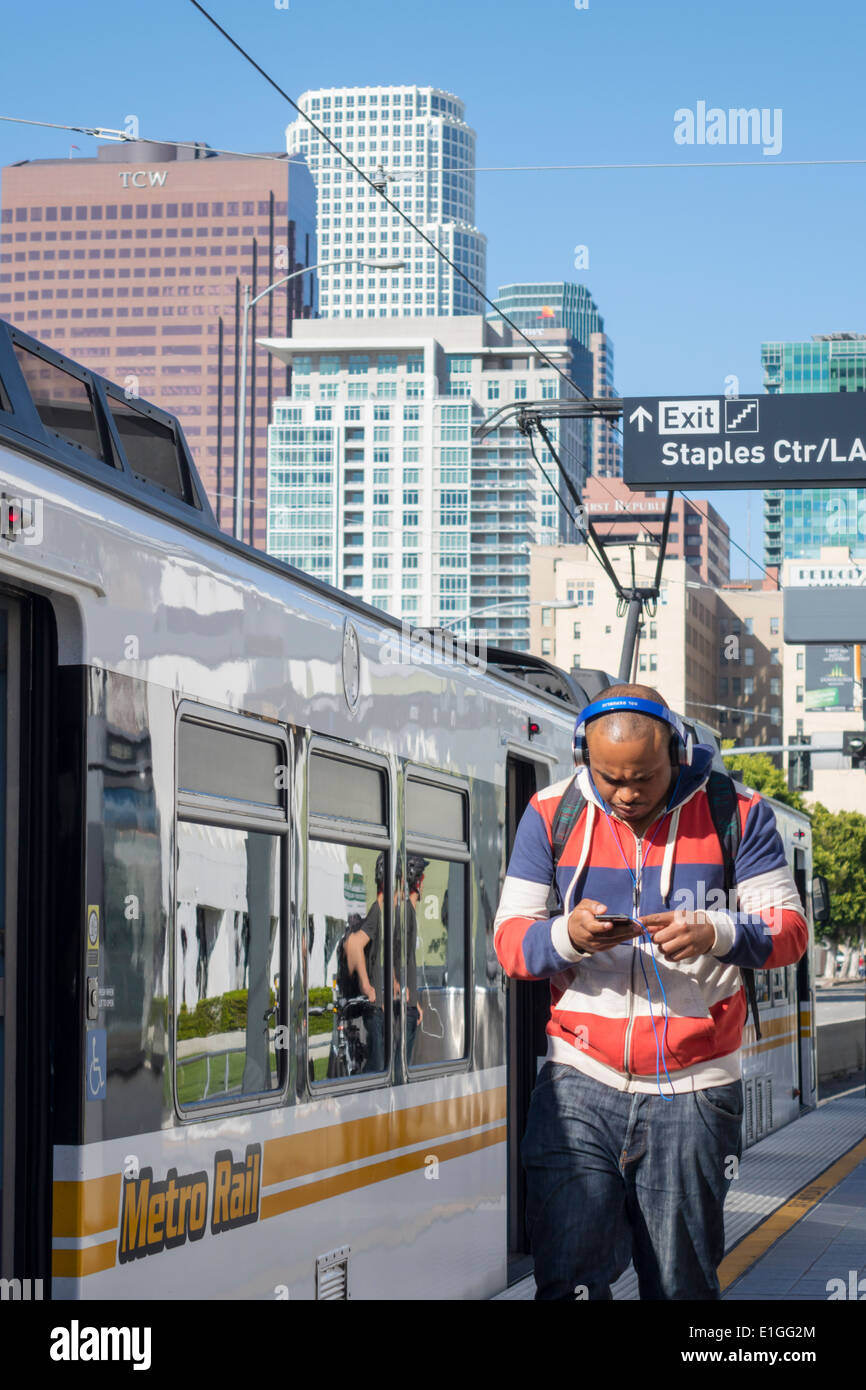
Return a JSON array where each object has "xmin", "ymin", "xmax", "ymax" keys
[{"xmin": 87, "ymin": 1029, "xmax": 106, "ymax": 1100}]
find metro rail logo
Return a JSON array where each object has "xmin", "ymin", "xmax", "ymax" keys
[{"xmin": 118, "ymin": 1144, "xmax": 261, "ymax": 1263}]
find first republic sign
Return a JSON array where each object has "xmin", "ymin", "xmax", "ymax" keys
[{"xmin": 622, "ymin": 394, "xmax": 866, "ymax": 489}]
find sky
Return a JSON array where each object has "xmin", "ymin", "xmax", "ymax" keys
[{"xmin": 2, "ymin": 0, "xmax": 864, "ymax": 578}]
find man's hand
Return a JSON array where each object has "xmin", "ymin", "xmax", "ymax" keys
[
  {"xmin": 566, "ymin": 899, "xmax": 642, "ymax": 954},
  {"xmin": 641, "ymin": 911, "xmax": 715, "ymax": 962},
  {"xmin": 363, "ymin": 982, "xmax": 376, "ymax": 1003}
]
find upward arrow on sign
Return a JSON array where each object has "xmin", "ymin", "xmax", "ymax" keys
[{"xmin": 629, "ymin": 406, "xmax": 653, "ymax": 431}]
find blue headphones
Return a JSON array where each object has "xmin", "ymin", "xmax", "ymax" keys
[{"xmin": 573, "ymin": 697, "xmax": 694, "ymax": 768}]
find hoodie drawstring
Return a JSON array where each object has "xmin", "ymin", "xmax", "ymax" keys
[
  {"xmin": 562, "ymin": 799, "xmax": 596, "ymax": 919},
  {"xmin": 659, "ymin": 804, "xmax": 682, "ymax": 903}
]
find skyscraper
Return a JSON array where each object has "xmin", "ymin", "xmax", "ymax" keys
[
  {"xmin": 262, "ymin": 314, "xmax": 586, "ymax": 651},
  {"xmin": 762, "ymin": 333, "xmax": 866, "ymax": 567},
  {"xmin": 490, "ymin": 282, "xmax": 621, "ymax": 477},
  {"xmin": 286, "ymin": 86, "xmax": 486, "ymax": 319},
  {"xmin": 0, "ymin": 140, "xmax": 317, "ymax": 549}
]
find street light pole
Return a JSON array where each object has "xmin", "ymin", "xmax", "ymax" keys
[{"xmin": 233, "ymin": 256, "xmax": 405, "ymax": 543}]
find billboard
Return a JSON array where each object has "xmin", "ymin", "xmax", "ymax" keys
[{"xmin": 804, "ymin": 644, "xmax": 858, "ymax": 711}]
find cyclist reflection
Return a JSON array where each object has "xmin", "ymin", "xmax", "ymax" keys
[{"xmin": 342, "ymin": 853, "xmax": 386, "ymax": 1073}]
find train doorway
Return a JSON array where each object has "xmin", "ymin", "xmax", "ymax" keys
[
  {"xmin": 0, "ymin": 597, "xmax": 21, "ymax": 1278},
  {"xmin": 793, "ymin": 847, "xmax": 817, "ymax": 1109},
  {"xmin": 505, "ymin": 754, "xmax": 552, "ymax": 1281},
  {"xmin": 0, "ymin": 590, "xmax": 55, "ymax": 1290}
]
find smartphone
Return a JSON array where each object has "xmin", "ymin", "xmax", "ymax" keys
[{"xmin": 594, "ymin": 914, "xmax": 634, "ymax": 926}]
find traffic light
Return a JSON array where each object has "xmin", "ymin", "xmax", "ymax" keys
[
  {"xmin": 788, "ymin": 734, "xmax": 812, "ymax": 792},
  {"xmin": 843, "ymin": 731, "xmax": 866, "ymax": 768}
]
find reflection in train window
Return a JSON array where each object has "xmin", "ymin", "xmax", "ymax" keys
[
  {"xmin": 406, "ymin": 855, "xmax": 467, "ymax": 1067},
  {"xmin": 174, "ymin": 713, "xmax": 288, "ymax": 1112},
  {"xmin": 306, "ymin": 841, "xmax": 390, "ymax": 1083},
  {"xmin": 306, "ymin": 748, "xmax": 390, "ymax": 1086},
  {"xmin": 175, "ymin": 823, "xmax": 282, "ymax": 1108},
  {"xmin": 771, "ymin": 968, "xmax": 787, "ymax": 1005},
  {"xmin": 13, "ymin": 345, "xmax": 108, "ymax": 462},
  {"xmin": 405, "ymin": 776, "xmax": 470, "ymax": 1069},
  {"xmin": 754, "ymin": 972, "xmax": 770, "ymax": 1006}
]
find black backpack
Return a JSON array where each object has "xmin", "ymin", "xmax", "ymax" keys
[{"xmin": 548, "ymin": 769, "xmax": 762, "ymax": 1040}]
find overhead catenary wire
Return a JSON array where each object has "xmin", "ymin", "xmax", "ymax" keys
[
  {"xmin": 4, "ymin": 98, "xmax": 676, "ymax": 572},
  {"xmin": 427, "ymin": 158, "xmax": 866, "ymax": 174},
  {"xmin": 186, "ymin": 0, "xmax": 591, "ymax": 407},
  {"xmin": 6, "ymin": 118, "xmax": 861, "ymax": 176},
  {"xmin": 5, "ymin": 85, "xmax": 777, "ymax": 597}
]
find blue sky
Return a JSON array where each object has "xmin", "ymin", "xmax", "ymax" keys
[{"xmin": 2, "ymin": 0, "xmax": 864, "ymax": 576}]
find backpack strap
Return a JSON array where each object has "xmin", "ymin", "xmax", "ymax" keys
[
  {"xmin": 546, "ymin": 776, "xmax": 587, "ymax": 916},
  {"xmin": 704, "ymin": 770, "xmax": 762, "ymax": 1041}
]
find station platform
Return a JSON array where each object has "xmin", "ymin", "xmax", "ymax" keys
[{"xmin": 495, "ymin": 1086, "xmax": 866, "ymax": 1300}]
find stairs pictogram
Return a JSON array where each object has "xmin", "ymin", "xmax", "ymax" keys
[
  {"xmin": 724, "ymin": 398, "xmax": 760, "ymax": 433},
  {"xmin": 729, "ymin": 402, "xmax": 757, "ymax": 429}
]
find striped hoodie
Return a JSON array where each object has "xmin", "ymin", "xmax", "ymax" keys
[{"xmin": 493, "ymin": 746, "xmax": 808, "ymax": 1093}]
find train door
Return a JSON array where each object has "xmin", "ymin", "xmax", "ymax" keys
[
  {"xmin": 0, "ymin": 591, "xmax": 55, "ymax": 1291},
  {"xmin": 793, "ymin": 847, "xmax": 817, "ymax": 1109},
  {"xmin": 505, "ymin": 754, "xmax": 551, "ymax": 1281},
  {"xmin": 0, "ymin": 597, "xmax": 21, "ymax": 1277}
]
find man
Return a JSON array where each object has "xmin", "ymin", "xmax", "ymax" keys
[
  {"xmin": 343, "ymin": 853, "xmax": 387, "ymax": 1073},
  {"xmin": 402, "ymin": 855, "xmax": 428, "ymax": 1065},
  {"xmin": 493, "ymin": 683, "xmax": 807, "ymax": 1300}
]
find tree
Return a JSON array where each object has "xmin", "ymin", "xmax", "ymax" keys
[
  {"xmin": 720, "ymin": 746, "xmax": 808, "ymax": 813},
  {"xmin": 719, "ymin": 747, "xmax": 865, "ymax": 963},
  {"xmin": 809, "ymin": 802, "xmax": 866, "ymax": 950}
]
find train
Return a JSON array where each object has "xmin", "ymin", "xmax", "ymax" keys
[{"xmin": 0, "ymin": 321, "xmax": 816, "ymax": 1299}]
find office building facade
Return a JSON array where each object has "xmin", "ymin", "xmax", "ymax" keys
[
  {"xmin": 781, "ymin": 548, "xmax": 866, "ymax": 815},
  {"xmin": 762, "ymin": 333, "xmax": 866, "ymax": 568},
  {"xmin": 582, "ymin": 475, "xmax": 731, "ymax": 587},
  {"xmin": 490, "ymin": 282, "xmax": 621, "ymax": 477},
  {"xmin": 529, "ymin": 544, "xmax": 719, "ymax": 722},
  {"xmin": 263, "ymin": 315, "xmax": 587, "ymax": 650},
  {"xmin": 529, "ymin": 544, "xmax": 779, "ymax": 750},
  {"xmin": 286, "ymin": 86, "xmax": 486, "ymax": 319},
  {"xmin": 714, "ymin": 577, "xmax": 783, "ymax": 753},
  {"xmin": 0, "ymin": 139, "xmax": 317, "ymax": 549}
]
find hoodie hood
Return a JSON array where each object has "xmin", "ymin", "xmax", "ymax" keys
[{"xmin": 565, "ymin": 743, "xmax": 717, "ymax": 910}]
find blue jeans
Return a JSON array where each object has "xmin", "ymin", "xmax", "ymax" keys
[{"xmin": 521, "ymin": 1062, "xmax": 743, "ymax": 1300}]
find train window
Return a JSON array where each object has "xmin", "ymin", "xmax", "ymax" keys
[
  {"xmin": 108, "ymin": 394, "xmax": 194, "ymax": 503},
  {"xmin": 13, "ymin": 345, "xmax": 107, "ymax": 461},
  {"xmin": 307, "ymin": 750, "xmax": 390, "ymax": 1086},
  {"xmin": 179, "ymin": 720, "xmax": 282, "ymax": 807},
  {"xmin": 771, "ymin": 968, "xmax": 787, "ymax": 1004},
  {"xmin": 405, "ymin": 777, "xmax": 470, "ymax": 1069},
  {"xmin": 309, "ymin": 751, "xmax": 387, "ymax": 829},
  {"xmin": 753, "ymin": 972, "xmax": 770, "ymax": 1006},
  {"xmin": 174, "ymin": 715, "xmax": 288, "ymax": 1113},
  {"xmin": 307, "ymin": 841, "xmax": 390, "ymax": 1082},
  {"xmin": 406, "ymin": 778, "xmax": 466, "ymax": 841},
  {"xmin": 0, "ymin": 373, "xmax": 11, "ymax": 414}
]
